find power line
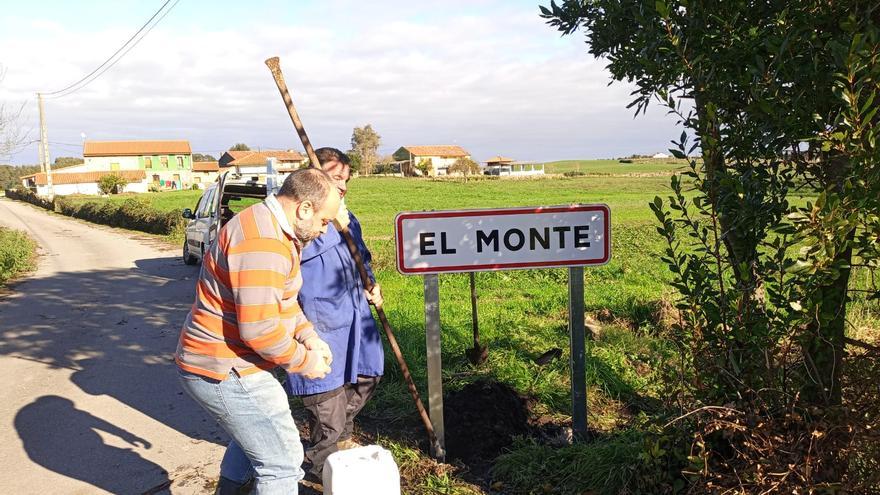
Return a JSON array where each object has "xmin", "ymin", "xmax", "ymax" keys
[{"xmin": 43, "ymin": 0, "xmax": 179, "ymax": 99}]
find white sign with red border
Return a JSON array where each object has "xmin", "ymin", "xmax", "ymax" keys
[{"xmin": 394, "ymin": 204, "xmax": 611, "ymax": 275}]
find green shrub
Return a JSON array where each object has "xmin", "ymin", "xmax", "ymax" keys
[
  {"xmin": 0, "ymin": 227, "xmax": 36, "ymax": 285},
  {"xmin": 54, "ymin": 196, "xmax": 185, "ymax": 235},
  {"xmin": 98, "ymin": 174, "xmax": 127, "ymax": 194},
  {"xmin": 563, "ymin": 171, "xmax": 586, "ymax": 177}
]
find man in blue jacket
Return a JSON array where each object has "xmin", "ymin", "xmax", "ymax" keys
[
  {"xmin": 290, "ymin": 147, "xmax": 385, "ymax": 479},
  {"xmin": 216, "ymin": 148, "xmax": 385, "ymax": 492}
]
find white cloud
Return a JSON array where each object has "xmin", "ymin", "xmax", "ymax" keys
[{"xmin": 0, "ymin": 2, "xmax": 679, "ymax": 164}]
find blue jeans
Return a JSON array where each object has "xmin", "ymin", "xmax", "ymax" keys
[{"xmin": 178, "ymin": 369, "xmax": 304, "ymax": 495}]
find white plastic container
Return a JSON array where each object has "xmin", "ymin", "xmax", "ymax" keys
[{"xmin": 323, "ymin": 445, "xmax": 401, "ymax": 495}]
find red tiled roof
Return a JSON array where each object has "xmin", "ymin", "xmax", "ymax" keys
[
  {"xmin": 486, "ymin": 156, "xmax": 514, "ymax": 163},
  {"xmin": 29, "ymin": 170, "xmax": 146, "ymax": 186},
  {"xmin": 193, "ymin": 161, "xmax": 219, "ymax": 172},
  {"xmin": 83, "ymin": 140, "xmax": 191, "ymax": 157},
  {"xmin": 402, "ymin": 145, "xmax": 470, "ymax": 157},
  {"xmin": 226, "ymin": 150, "xmax": 305, "ymax": 166}
]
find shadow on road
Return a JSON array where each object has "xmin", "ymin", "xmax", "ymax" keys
[
  {"xmin": 0, "ymin": 255, "xmax": 224, "ymax": 491},
  {"xmin": 14, "ymin": 395, "xmax": 169, "ymax": 494}
]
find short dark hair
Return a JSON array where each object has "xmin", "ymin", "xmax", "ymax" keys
[
  {"xmin": 277, "ymin": 168, "xmax": 333, "ymax": 210},
  {"xmin": 314, "ymin": 147, "xmax": 351, "ymax": 167}
]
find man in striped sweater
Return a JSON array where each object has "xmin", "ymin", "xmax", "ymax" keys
[{"xmin": 176, "ymin": 167, "xmax": 340, "ymax": 494}]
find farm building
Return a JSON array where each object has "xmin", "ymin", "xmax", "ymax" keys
[
  {"xmin": 484, "ymin": 156, "xmax": 545, "ymax": 176},
  {"xmin": 191, "ymin": 161, "xmax": 220, "ymax": 187},
  {"xmin": 20, "ymin": 170, "xmax": 148, "ymax": 196},
  {"xmin": 393, "ymin": 145, "xmax": 471, "ymax": 176},
  {"xmin": 217, "ymin": 150, "xmax": 305, "ymax": 177}
]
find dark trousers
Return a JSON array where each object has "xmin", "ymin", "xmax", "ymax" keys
[{"xmin": 301, "ymin": 375, "xmax": 381, "ymax": 476}]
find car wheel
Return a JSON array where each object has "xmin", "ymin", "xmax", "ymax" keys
[{"xmin": 183, "ymin": 240, "xmax": 199, "ymax": 265}]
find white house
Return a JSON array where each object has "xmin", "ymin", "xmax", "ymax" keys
[
  {"xmin": 393, "ymin": 145, "xmax": 471, "ymax": 176},
  {"xmin": 651, "ymin": 152, "xmax": 671, "ymax": 159},
  {"xmin": 191, "ymin": 161, "xmax": 220, "ymax": 188},
  {"xmin": 217, "ymin": 150, "xmax": 305, "ymax": 177},
  {"xmin": 484, "ymin": 156, "xmax": 545, "ymax": 176},
  {"xmin": 21, "ymin": 170, "xmax": 148, "ymax": 196}
]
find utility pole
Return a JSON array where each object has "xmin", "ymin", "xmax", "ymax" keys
[{"xmin": 37, "ymin": 93, "xmax": 53, "ymax": 196}]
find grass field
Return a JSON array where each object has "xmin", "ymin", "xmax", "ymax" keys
[
  {"xmin": 58, "ymin": 171, "xmax": 879, "ymax": 493},
  {"xmin": 542, "ymin": 158, "xmax": 688, "ymax": 175}
]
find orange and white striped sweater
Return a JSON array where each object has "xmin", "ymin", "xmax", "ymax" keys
[{"xmin": 175, "ymin": 196, "xmax": 319, "ymax": 380}]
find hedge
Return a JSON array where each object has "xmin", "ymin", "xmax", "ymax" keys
[
  {"xmin": 0, "ymin": 227, "xmax": 36, "ymax": 285},
  {"xmin": 4, "ymin": 189, "xmax": 185, "ymax": 236}
]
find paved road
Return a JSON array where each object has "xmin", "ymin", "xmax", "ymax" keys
[{"xmin": 0, "ymin": 198, "xmax": 223, "ymax": 494}]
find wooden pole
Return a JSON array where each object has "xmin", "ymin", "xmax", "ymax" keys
[{"xmin": 264, "ymin": 56, "xmax": 442, "ymax": 457}]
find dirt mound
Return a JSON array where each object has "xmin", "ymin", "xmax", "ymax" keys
[{"xmin": 443, "ymin": 380, "xmax": 536, "ymax": 464}]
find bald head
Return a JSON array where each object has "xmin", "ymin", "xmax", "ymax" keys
[{"xmin": 278, "ymin": 167, "xmax": 334, "ymax": 211}]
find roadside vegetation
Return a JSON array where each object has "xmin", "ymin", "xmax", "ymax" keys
[{"xmin": 0, "ymin": 227, "xmax": 36, "ymax": 286}]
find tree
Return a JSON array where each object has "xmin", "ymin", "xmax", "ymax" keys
[
  {"xmin": 229, "ymin": 143, "xmax": 250, "ymax": 151},
  {"xmin": 350, "ymin": 125, "xmax": 381, "ymax": 175},
  {"xmin": 544, "ymin": 0, "xmax": 878, "ymax": 401},
  {"xmin": 346, "ymin": 150, "xmax": 363, "ymax": 174},
  {"xmin": 0, "ymin": 164, "xmax": 39, "ymax": 190},
  {"xmin": 0, "ymin": 68, "xmax": 25, "ymax": 162},
  {"xmin": 542, "ymin": 1, "xmax": 879, "ymax": 487},
  {"xmin": 192, "ymin": 153, "xmax": 217, "ymax": 162},
  {"xmin": 98, "ymin": 174, "xmax": 127, "ymax": 195},
  {"xmin": 416, "ymin": 158, "xmax": 432, "ymax": 177},
  {"xmin": 447, "ymin": 157, "xmax": 481, "ymax": 176},
  {"xmin": 53, "ymin": 157, "xmax": 83, "ymax": 169}
]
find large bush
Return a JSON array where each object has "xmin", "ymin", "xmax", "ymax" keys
[{"xmin": 0, "ymin": 227, "xmax": 36, "ymax": 285}]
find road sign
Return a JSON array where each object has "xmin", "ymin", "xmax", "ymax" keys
[
  {"xmin": 395, "ymin": 204, "xmax": 612, "ymax": 454},
  {"xmin": 394, "ymin": 205, "xmax": 610, "ymax": 275}
]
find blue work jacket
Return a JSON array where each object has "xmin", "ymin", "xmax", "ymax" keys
[{"xmin": 286, "ymin": 212, "xmax": 385, "ymax": 395}]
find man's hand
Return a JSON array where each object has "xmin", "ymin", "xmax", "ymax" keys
[
  {"xmin": 365, "ymin": 284, "xmax": 383, "ymax": 309},
  {"xmin": 332, "ymin": 197, "xmax": 350, "ymax": 230},
  {"xmin": 304, "ymin": 336, "xmax": 332, "ymax": 366},
  {"xmin": 302, "ymin": 351, "xmax": 331, "ymax": 380}
]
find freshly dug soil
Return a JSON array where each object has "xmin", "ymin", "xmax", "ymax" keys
[{"xmin": 443, "ymin": 380, "xmax": 537, "ymax": 464}]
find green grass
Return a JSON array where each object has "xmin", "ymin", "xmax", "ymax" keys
[
  {"xmin": 543, "ymin": 158, "xmax": 688, "ymax": 175},
  {"xmin": 0, "ymin": 227, "xmax": 37, "ymax": 286}
]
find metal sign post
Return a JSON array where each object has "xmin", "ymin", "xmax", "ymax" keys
[
  {"xmin": 568, "ymin": 267, "xmax": 587, "ymax": 438},
  {"xmin": 423, "ymin": 274, "xmax": 445, "ymax": 458}
]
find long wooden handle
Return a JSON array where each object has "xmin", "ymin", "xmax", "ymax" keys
[{"xmin": 264, "ymin": 56, "xmax": 443, "ymax": 458}]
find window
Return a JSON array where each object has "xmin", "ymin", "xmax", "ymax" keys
[
  {"xmin": 193, "ymin": 176, "xmax": 201, "ymax": 183},
  {"xmin": 160, "ymin": 156, "xmax": 169, "ymax": 168},
  {"xmin": 144, "ymin": 157, "xmax": 152, "ymax": 169},
  {"xmin": 110, "ymin": 163, "xmax": 120, "ymax": 171},
  {"xmin": 176, "ymin": 156, "xmax": 184, "ymax": 167}
]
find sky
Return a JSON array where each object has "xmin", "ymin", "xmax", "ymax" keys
[{"xmin": 0, "ymin": 0, "xmax": 680, "ymax": 165}]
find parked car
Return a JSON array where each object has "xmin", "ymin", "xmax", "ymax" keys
[{"xmin": 181, "ymin": 172, "xmax": 268, "ymax": 264}]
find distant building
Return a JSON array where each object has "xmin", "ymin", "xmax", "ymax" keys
[
  {"xmin": 191, "ymin": 161, "xmax": 220, "ymax": 188},
  {"xmin": 218, "ymin": 150, "xmax": 305, "ymax": 177},
  {"xmin": 393, "ymin": 145, "xmax": 470, "ymax": 176},
  {"xmin": 651, "ymin": 152, "xmax": 671, "ymax": 159},
  {"xmin": 484, "ymin": 156, "xmax": 545, "ymax": 176},
  {"xmin": 21, "ymin": 170, "xmax": 148, "ymax": 196},
  {"xmin": 81, "ymin": 140, "xmax": 193, "ymax": 190}
]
